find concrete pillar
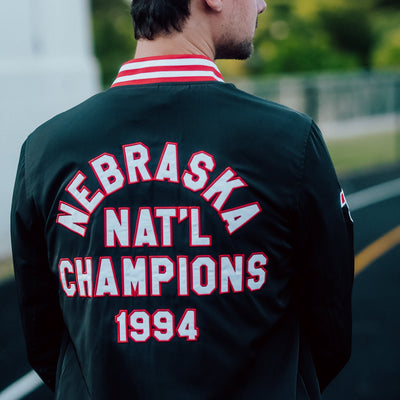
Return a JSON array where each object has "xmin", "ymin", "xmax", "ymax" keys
[{"xmin": 0, "ymin": 0, "xmax": 100, "ymax": 258}]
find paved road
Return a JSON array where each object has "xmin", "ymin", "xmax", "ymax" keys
[
  {"xmin": 323, "ymin": 164, "xmax": 400, "ymax": 400},
  {"xmin": 1, "ymin": 163, "xmax": 399, "ymax": 399}
]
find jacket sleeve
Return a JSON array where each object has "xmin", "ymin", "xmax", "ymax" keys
[
  {"xmin": 10, "ymin": 141, "xmax": 65, "ymax": 391},
  {"xmin": 293, "ymin": 121, "xmax": 354, "ymax": 392}
]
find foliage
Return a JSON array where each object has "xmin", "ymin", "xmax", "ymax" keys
[
  {"xmin": 243, "ymin": 0, "xmax": 400, "ymax": 77},
  {"xmin": 91, "ymin": 0, "xmax": 136, "ymax": 87},
  {"xmin": 246, "ymin": 2, "xmax": 360, "ymax": 77},
  {"xmin": 90, "ymin": 0, "xmax": 400, "ymax": 83},
  {"xmin": 371, "ymin": 10, "xmax": 400, "ymax": 68},
  {"xmin": 318, "ymin": 6, "xmax": 374, "ymax": 69}
]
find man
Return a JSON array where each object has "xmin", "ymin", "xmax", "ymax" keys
[{"xmin": 11, "ymin": 0, "xmax": 354, "ymax": 398}]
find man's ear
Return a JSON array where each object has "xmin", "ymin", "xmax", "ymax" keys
[{"xmin": 203, "ymin": 0, "xmax": 223, "ymax": 12}]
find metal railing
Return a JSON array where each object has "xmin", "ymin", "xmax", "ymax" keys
[{"xmin": 234, "ymin": 70, "xmax": 400, "ymax": 139}]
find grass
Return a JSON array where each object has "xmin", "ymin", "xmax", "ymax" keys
[
  {"xmin": 326, "ymin": 131, "xmax": 400, "ymax": 176},
  {"xmin": 0, "ymin": 258, "xmax": 13, "ymax": 283}
]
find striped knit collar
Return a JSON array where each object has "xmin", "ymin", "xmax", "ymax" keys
[{"xmin": 111, "ymin": 54, "xmax": 224, "ymax": 87}]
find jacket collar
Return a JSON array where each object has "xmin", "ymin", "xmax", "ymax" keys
[{"xmin": 111, "ymin": 54, "xmax": 224, "ymax": 87}]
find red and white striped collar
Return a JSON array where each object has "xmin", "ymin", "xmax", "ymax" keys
[{"xmin": 111, "ymin": 54, "xmax": 224, "ymax": 87}]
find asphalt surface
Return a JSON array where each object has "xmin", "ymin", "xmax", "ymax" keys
[
  {"xmin": 1, "ymin": 163, "xmax": 399, "ymax": 400},
  {"xmin": 323, "ymin": 163, "xmax": 400, "ymax": 400}
]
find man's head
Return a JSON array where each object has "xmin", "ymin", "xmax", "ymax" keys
[
  {"xmin": 131, "ymin": 0, "xmax": 191, "ymax": 41},
  {"xmin": 130, "ymin": 0, "xmax": 267, "ymax": 60}
]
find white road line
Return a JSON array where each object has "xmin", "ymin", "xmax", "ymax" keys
[
  {"xmin": 347, "ymin": 177, "xmax": 400, "ymax": 211},
  {"xmin": 0, "ymin": 370, "xmax": 43, "ymax": 400}
]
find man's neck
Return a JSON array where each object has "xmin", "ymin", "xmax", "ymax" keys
[{"xmin": 134, "ymin": 22, "xmax": 216, "ymax": 60}]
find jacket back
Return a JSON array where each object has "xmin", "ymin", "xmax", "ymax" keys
[{"xmin": 11, "ymin": 75, "xmax": 353, "ymax": 399}]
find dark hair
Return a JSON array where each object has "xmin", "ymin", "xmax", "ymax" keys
[{"xmin": 131, "ymin": 0, "xmax": 191, "ymax": 40}]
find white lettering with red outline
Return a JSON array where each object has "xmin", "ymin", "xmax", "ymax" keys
[
  {"xmin": 220, "ymin": 202, "xmax": 262, "ymax": 234},
  {"xmin": 58, "ymin": 253, "xmax": 268, "ymax": 298},
  {"xmin": 123, "ymin": 142, "xmax": 153, "ymax": 183},
  {"xmin": 104, "ymin": 207, "xmax": 130, "ymax": 247},
  {"xmin": 129, "ymin": 310, "xmax": 151, "ymax": 342},
  {"xmin": 121, "ymin": 256, "xmax": 148, "ymax": 297},
  {"xmin": 177, "ymin": 256, "xmax": 189, "ymax": 296},
  {"xmin": 154, "ymin": 207, "xmax": 177, "ymax": 247},
  {"xmin": 56, "ymin": 142, "xmax": 262, "ymax": 236},
  {"xmin": 103, "ymin": 206, "xmax": 212, "ymax": 248},
  {"xmin": 201, "ymin": 167, "xmax": 247, "ymax": 212},
  {"xmin": 219, "ymin": 254, "xmax": 245, "ymax": 294},
  {"xmin": 176, "ymin": 309, "xmax": 199, "ymax": 341},
  {"xmin": 57, "ymin": 201, "xmax": 90, "ymax": 237},
  {"xmin": 154, "ymin": 142, "xmax": 179, "ymax": 183},
  {"xmin": 75, "ymin": 257, "xmax": 93, "ymax": 297},
  {"xmin": 191, "ymin": 256, "xmax": 217, "ymax": 296},
  {"xmin": 178, "ymin": 207, "xmax": 188, "ymax": 222},
  {"xmin": 60, "ymin": 253, "xmax": 269, "ymax": 345},
  {"xmin": 150, "ymin": 256, "xmax": 175, "ymax": 296},
  {"xmin": 59, "ymin": 258, "xmax": 77, "ymax": 297},
  {"xmin": 55, "ymin": 141, "xmax": 271, "ymax": 347},
  {"xmin": 89, "ymin": 153, "xmax": 125, "ymax": 195},
  {"xmin": 152, "ymin": 309, "xmax": 175, "ymax": 342},
  {"xmin": 65, "ymin": 171, "xmax": 104, "ymax": 213},
  {"xmin": 115, "ymin": 308, "xmax": 199, "ymax": 343},
  {"xmin": 182, "ymin": 151, "xmax": 216, "ymax": 192},
  {"xmin": 133, "ymin": 207, "xmax": 159, "ymax": 247},
  {"xmin": 94, "ymin": 257, "xmax": 120, "ymax": 297},
  {"xmin": 189, "ymin": 207, "xmax": 211, "ymax": 247},
  {"xmin": 115, "ymin": 309, "xmax": 129, "ymax": 343},
  {"xmin": 246, "ymin": 253, "xmax": 268, "ymax": 291}
]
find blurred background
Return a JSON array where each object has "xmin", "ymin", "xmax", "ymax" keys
[{"xmin": 0, "ymin": 0, "xmax": 399, "ymax": 399}]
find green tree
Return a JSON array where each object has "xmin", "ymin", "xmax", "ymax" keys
[
  {"xmin": 91, "ymin": 0, "xmax": 136, "ymax": 87},
  {"xmin": 90, "ymin": 0, "xmax": 400, "ymax": 81},
  {"xmin": 374, "ymin": 0, "xmax": 400, "ymax": 7},
  {"xmin": 247, "ymin": 0, "xmax": 359, "ymax": 76},
  {"xmin": 318, "ymin": 6, "xmax": 374, "ymax": 69}
]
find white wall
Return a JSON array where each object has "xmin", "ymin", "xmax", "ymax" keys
[{"xmin": 0, "ymin": 0, "xmax": 100, "ymax": 258}]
